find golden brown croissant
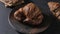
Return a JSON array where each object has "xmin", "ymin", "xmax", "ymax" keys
[
  {"xmin": 48, "ymin": 2, "xmax": 60, "ymax": 20},
  {"xmin": 14, "ymin": 3, "xmax": 44, "ymax": 25}
]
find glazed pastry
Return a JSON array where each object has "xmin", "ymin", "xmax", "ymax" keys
[
  {"xmin": 0, "ymin": 0, "xmax": 24, "ymax": 7},
  {"xmin": 14, "ymin": 3, "xmax": 44, "ymax": 25},
  {"xmin": 48, "ymin": 2, "xmax": 60, "ymax": 20}
]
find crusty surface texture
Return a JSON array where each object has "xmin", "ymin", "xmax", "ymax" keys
[
  {"xmin": 0, "ymin": 0, "xmax": 24, "ymax": 7},
  {"xmin": 48, "ymin": 2, "xmax": 60, "ymax": 20},
  {"xmin": 14, "ymin": 3, "xmax": 43, "ymax": 25}
]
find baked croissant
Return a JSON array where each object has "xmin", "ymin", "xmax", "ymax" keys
[
  {"xmin": 48, "ymin": 2, "xmax": 60, "ymax": 20},
  {"xmin": 14, "ymin": 3, "xmax": 44, "ymax": 25},
  {"xmin": 0, "ymin": 0, "xmax": 24, "ymax": 7}
]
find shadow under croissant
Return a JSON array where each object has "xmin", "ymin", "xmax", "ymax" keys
[{"xmin": 15, "ymin": 14, "xmax": 52, "ymax": 34}]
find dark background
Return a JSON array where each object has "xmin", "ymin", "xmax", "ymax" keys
[{"xmin": 0, "ymin": 0, "xmax": 60, "ymax": 34}]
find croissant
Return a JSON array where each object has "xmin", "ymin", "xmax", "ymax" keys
[
  {"xmin": 0, "ymin": 0, "xmax": 24, "ymax": 7},
  {"xmin": 14, "ymin": 3, "xmax": 44, "ymax": 25},
  {"xmin": 48, "ymin": 2, "xmax": 60, "ymax": 20}
]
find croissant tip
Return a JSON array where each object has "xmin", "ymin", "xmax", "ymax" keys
[{"xmin": 48, "ymin": 2, "xmax": 59, "ymax": 11}]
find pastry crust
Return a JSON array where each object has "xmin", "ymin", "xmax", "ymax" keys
[
  {"xmin": 14, "ymin": 3, "xmax": 44, "ymax": 25},
  {"xmin": 48, "ymin": 2, "xmax": 60, "ymax": 20},
  {"xmin": 0, "ymin": 0, "xmax": 24, "ymax": 7}
]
